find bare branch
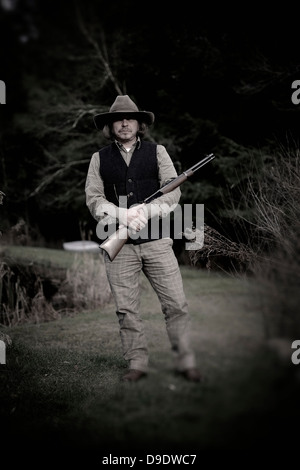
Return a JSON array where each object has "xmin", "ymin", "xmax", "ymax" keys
[
  {"xmin": 188, "ymin": 223, "xmax": 255, "ymax": 269},
  {"xmin": 76, "ymin": 6, "xmax": 123, "ymax": 95},
  {"xmin": 233, "ymin": 52, "xmax": 300, "ymax": 96},
  {"xmin": 29, "ymin": 159, "xmax": 90, "ymax": 197}
]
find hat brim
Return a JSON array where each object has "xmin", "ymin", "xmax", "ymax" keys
[{"xmin": 93, "ymin": 111, "xmax": 155, "ymax": 130}]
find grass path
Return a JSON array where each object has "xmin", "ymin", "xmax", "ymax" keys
[{"xmin": 1, "ymin": 248, "xmax": 299, "ymax": 452}]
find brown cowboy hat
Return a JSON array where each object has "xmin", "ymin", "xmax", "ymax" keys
[{"xmin": 93, "ymin": 95, "xmax": 155, "ymax": 130}]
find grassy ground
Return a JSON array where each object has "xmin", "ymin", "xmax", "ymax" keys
[
  {"xmin": 0, "ymin": 244, "xmax": 78, "ymax": 269},
  {"xmin": 1, "ymin": 246, "xmax": 299, "ymax": 452}
]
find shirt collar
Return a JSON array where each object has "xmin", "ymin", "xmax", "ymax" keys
[{"xmin": 115, "ymin": 136, "xmax": 141, "ymax": 151}]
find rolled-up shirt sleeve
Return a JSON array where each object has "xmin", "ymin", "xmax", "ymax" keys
[{"xmin": 85, "ymin": 152, "xmax": 118, "ymax": 223}]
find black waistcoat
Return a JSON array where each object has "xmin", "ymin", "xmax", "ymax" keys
[{"xmin": 99, "ymin": 141, "xmax": 163, "ymax": 245}]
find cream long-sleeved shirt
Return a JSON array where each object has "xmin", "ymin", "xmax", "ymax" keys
[{"xmin": 85, "ymin": 138, "xmax": 181, "ymax": 225}]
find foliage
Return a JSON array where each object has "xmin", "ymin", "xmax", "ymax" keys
[
  {"xmin": 0, "ymin": 0, "xmax": 298, "ymax": 246},
  {"xmin": 0, "ymin": 246, "xmax": 111, "ymax": 326},
  {"xmin": 241, "ymin": 145, "xmax": 300, "ymax": 337},
  {"xmin": 65, "ymin": 252, "xmax": 111, "ymax": 310},
  {"xmin": 190, "ymin": 143, "xmax": 300, "ymax": 337},
  {"xmin": 0, "ymin": 190, "xmax": 5, "ymax": 237}
]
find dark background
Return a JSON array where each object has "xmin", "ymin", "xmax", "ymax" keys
[
  {"xmin": 0, "ymin": 0, "xmax": 299, "ymax": 248},
  {"xmin": 1, "ymin": 0, "xmax": 300, "ymax": 453}
]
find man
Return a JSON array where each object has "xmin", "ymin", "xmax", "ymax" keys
[{"xmin": 85, "ymin": 95, "xmax": 201, "ymax": 382}]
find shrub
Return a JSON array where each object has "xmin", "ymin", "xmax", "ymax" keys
[
  {"xmin": 190, "ymin": 143, "xmax": 300, "ymax": 338},
  {"xmin": 65, "ymin": 252, "xmax": 111, "ymax": 310}
]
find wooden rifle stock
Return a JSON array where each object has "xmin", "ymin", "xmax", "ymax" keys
[{"xmin": 100, "ymin": 153, "xmax": 215, "ymax": 261}]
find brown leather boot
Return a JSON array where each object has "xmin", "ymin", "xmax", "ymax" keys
[{"xmin": 122, "ymin": 369, "xmax": 147, "ymax": 382}]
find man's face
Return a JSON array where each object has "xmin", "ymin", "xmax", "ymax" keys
[{"xmin": 112, "ymin": 118, "xmax": 139, "ymax": 144}]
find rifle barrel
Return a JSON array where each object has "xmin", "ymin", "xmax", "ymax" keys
[
  {"xmin": 143, "ymin": 153, "xmax": 215, "ymax": 204},
  {"xmin": 186, "ymin": 153, "xmax": 215, "ymax": 174}
]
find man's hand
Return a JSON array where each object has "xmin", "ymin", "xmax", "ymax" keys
[
  {"xmin": 127, "ymin": 204, "xmax": 148, "ymax": 232},
  {"xmin": 118, "ymin": 203, "xmax": 147, "ymax": 232}
]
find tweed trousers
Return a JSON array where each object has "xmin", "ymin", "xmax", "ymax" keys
[{"xmin": 103, "ymin": 237, "xmax": 197, "ymax": 373}]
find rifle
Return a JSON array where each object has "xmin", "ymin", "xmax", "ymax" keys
[{"xmin": 100, "ymin": 153, "xmax": 216, "ymax": 261}]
